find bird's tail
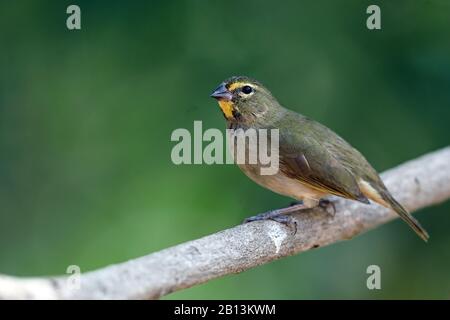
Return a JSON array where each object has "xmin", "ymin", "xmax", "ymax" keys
[{"xmin": 381, "ymin": 192, "xmax": 429, "ymax": 242}]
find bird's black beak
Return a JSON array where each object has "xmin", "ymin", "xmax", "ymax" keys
[{"xmin": 210, "ymin": 83, "xmax": 233, "ymax": 101}]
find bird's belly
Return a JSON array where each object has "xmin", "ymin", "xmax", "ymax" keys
[{"xmin": 238, "ymin": 163, "xmax": 325, "ymax": 203}]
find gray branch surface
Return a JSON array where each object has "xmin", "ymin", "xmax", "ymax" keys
[{"xmin": 1, "ymin": 147, "xmax": 450, "ymax": 300}]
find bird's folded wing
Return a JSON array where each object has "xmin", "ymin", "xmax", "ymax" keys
[{"xmin": 279, "ymin": 137, "xmax": 369, "ymax": 204}]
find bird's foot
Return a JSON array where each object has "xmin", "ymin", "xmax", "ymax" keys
[
  {"xmin": 243, "ymin": 203, "xmax": 306, "ymax": 235},
  {"xmin": 318, "ymin": 199, "xmax": 336, "ymax": 217}
]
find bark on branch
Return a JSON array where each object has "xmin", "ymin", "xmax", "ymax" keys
[{"xmin": 1, "ymin": 147, "xmax": 450, "ymax": 300}]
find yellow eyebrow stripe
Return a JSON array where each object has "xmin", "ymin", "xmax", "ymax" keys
[{"xmin": 228, "ymin": 82, "xmax": 250, "ymax": 91}]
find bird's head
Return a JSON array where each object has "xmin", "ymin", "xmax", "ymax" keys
[{"xmin": 210, "ymin": 76, "xmax": 280, "ymax": 124}]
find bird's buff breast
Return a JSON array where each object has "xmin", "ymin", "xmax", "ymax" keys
[
  {"xmin": 226, "ymin": 125, "xmax": 325, "ymax": 204},
  {"xmin": 237, "ymin": 163, "xmax": 325, "ymax": 204}
]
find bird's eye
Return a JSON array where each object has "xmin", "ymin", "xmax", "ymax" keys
[{"xmin": 241, "ymin": 85, "xmax": 253, "ymax": 94}]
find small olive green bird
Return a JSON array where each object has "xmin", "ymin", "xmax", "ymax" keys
[{"xmin": 211, "ymin": 76, "xmax": 429, "ymax": 241}]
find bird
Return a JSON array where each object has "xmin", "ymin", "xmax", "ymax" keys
[{"xmin": 210, "ymin": 75, "xmax": 429, "ymax": 241}]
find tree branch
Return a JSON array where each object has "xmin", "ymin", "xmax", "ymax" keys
[{"xmin": 1, "ymin": 147, "xmax": 450, "ymax": 299}]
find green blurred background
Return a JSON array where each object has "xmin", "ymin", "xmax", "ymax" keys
[{"xmin": 0, "ymin": 0, "xmax": 449, "ymax": 299}]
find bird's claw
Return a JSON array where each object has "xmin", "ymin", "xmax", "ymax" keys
[
  {"xmin": 319, "ymin": 199, "xmax": 336, "ymax": 217},
  {"xmin": 243, "ymin": 211, "xmax": 298, "ymax": 235},
  {"xmin": 270, "ymin": 215, "xmax": 298, "ymax": 235}
]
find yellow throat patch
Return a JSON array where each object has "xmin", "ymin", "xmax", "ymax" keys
[{"xmin": 218, "ymin": 100, "xmax": 234, "ymax": 119}]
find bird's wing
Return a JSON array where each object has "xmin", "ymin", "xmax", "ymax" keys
[{"xmin": 278, "ymin": 119, "xmax": 370, "ymax": 203}]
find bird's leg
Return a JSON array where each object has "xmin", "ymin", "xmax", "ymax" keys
[
  {"xmin": 243, "ymin": 203, "xmax": 308, "ymax": 234},
  {"xmin": 318, "ymin": 198, "xmax": 336, "ymax": 217},
  {"xmin": 243, "ymin": 202, "xmax": 307, "ymax": 223}
]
